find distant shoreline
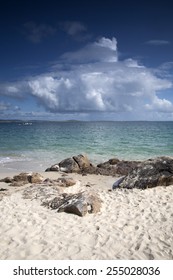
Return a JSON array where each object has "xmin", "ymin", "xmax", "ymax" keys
[{"xmin": 1, "ymin": 119, "xmax": 173, "ymax": 123}]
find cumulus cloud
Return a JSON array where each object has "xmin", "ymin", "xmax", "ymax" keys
[
  {"xmin": 61, "ymin": 37, "xmax": 118, "ymax": 63},
  {"xmin": 145, "ymin": 97, "xmax": 173, "ymax": 112},
  {"xmin": 23, "ymin": 21, "xmax": 56, "ymax": 43},
  {"xmin": 1, "ymin": 37, "xmax": 173, "ymax": 119}
]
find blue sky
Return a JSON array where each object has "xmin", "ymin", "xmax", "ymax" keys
[{"xmin": 0, "ymin": 0, "xmax": 173, "ymax": 120}]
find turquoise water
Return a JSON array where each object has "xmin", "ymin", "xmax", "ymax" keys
[{"xmin": 0, "ymin": 121, "xmax": 173, "ymax": 172}]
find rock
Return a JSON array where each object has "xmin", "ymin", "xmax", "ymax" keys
[
  {"xmin": 109, "ymin": 158, "xmax": 120, "ymax": 165},
  {"xmin": 45, "ymin": 191, "xmax": 102, "ymax": 217},
  {"xmin": 59, "ymin": 157, "xmax": 80, "ymax": 173},
  {"xmin": 45, "ymin": 154, "xmax": 139, "ymax": 176},
  {"xmin": 28, "ymin": 173, "xmax": 43, "ymax": 184},
  {"xmin": 13, "ymin": 173, "xmax": 29, "ymax": 183},
  {"xmin": 45, "ymin": 164, "xmax": 59, "ymax": 172},
  {"xmin": 73, "ymin": 154, "xmax": 92, "ymax": 170},
  {"xmin": 119, "ymin": 156, "xmax": 173, "ymax": 189},
  {"xmin": 115, "ymin": 160, "xmax": 140, "ymax": 175},
  {"xmin": 112, "ymin": 176, "xmax": 125, "ymax": 189},
  {"xmin": 10, "ymin": 181, "xmax": 25, "ymax": 187},
  {"xmin": 42, "ymin": 177, "xmax": 77, "ymax": 187},
  {"xmin": 46, "ymin": 154, "xmax": 95, "ymax": 174},
  {"xmin": 97, "ymin": 159, "xmax": 139, "ymax": 176},
  {"xmin": 0, "ymin": 177, "xmax": 13, "ymax": 183},
  {"xmin": 4, "ymin": 172, "xmax": 43, "ymax": 186},
  {"xmin": 57, "ymin": 177, "xmax": 76, "ymax": 187}
]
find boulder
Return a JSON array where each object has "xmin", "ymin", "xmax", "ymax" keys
[
  {"xmin": 119, "ymin": 156, "xmax": 173, "ymax": 189},
  {"xmin": 59, "ymin": 157, "xmax": 80, "ymax": 173},
  {"xmin": 46, "ymin": 154, "xmax": 95, "ymax": 173},
  {"xmin": 73, "ymin": 154, "xmax": 92, "ymax": 170},
  {"xmin": 97, "ymin": 159, "xmax": 139, "ymax": 176},
  {"xmin": 45, "ymin": 192, "xmax": 102, "ymax": 217}
]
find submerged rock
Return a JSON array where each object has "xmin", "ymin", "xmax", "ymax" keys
[{"xmin": 119, "ymin": 156, "xmax": 173, "ymax": 189}]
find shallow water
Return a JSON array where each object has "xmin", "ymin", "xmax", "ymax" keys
[{"xmin": 0, "ymin": 121, "xmax": 173, "ymax": 172}]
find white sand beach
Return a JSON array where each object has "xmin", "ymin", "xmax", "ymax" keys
[{"xmin": 0, "ymin": 171, "xmax": 173, "ymax": 260}]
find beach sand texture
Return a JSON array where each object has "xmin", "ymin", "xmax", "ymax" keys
[{"xmin": 0, "ymin": 172, "xmax": 173, "ymax": 260}]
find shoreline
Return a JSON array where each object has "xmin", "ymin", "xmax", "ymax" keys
[{"xmin": 0, "ymin": 166, "xmax": 173, "ymax": 260}]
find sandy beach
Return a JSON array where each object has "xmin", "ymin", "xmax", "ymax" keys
[{"xmin": 0, "ymin": 170, "xmax": 173, "ymax": 260}]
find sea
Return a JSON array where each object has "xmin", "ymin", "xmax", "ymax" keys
[{"xmin": 0, "ymin": 121, "xmax": 173, "ymax": 173}]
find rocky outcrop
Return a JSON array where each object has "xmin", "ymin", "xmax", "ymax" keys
[
  {"xmin": 43, "ymin": 191, "xmax": 102, "ymax": 217},
  {"xmin": 119, "ymin": 156, "xmax": 173, "ymax": 189},
  {"xmin": 46, "ymin": 154, "xmax": 94, "ymax": 173},
  {"xmin": 45, "ymin": 154, "xmax": 140, "ymax": 176},
  {"xmin": 97, "ymin": 159, "xmax": 140, "ymax": 176},
  {"xmin": 0, "ymin": 172, "xmax": 43, "ymax": 186}
]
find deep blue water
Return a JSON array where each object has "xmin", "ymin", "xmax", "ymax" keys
[{"xmin": 0, "ymin": 121, "xmax": 173, "ymax": 172}]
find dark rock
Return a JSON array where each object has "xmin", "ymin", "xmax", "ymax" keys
[
  {"xmin": 59, "ymin": 157, "xmax": 80, "ymax": 173},
  {"xmin": 45, "ymin": 154, "xmax": 140, "ymax": 176},
  {"xmin": 119, "ymin": 156, "xmax": 173, "ymax": 189},
  {"xmin": 0, "ymin": 177, "xmax": 13, "ymax": 183},
  {"xmin": 109, "ymin": 158, "xmax": 120, "ymax": 165},
  {"xmin": 44, "ymin": 192, "xmax": 102, "ymax": 217},
  {"xmin": 46, "ymin": 154, "xmax": 95, "ymax": 174},
  {"xmin": 112, "ymin": 176, "xmax": 125, "ymax": 189},
  {"xmin": 115, "ymin": 160, "xmax": 140, "ymax": 175}
]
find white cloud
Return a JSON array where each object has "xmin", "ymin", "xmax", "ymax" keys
[
  {"xmin": 145, "ymin": 96, "xmax": 173, "ymax": 112},
  {"xmin": 61, "ymin": 37, "xmax": 118, "ymax": 63},
  {"xmin": 1, "ymin": 37, "xmax": 173, "ymax": 119}
]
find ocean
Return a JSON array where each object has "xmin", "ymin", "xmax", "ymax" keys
[{"xmin": 0, "ymin": 121, "xmax": 173, "ymax": 173}]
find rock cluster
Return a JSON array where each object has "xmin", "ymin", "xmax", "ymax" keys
[
  {"xmin": 1, "ymin": 154, "xmax": 173, "ymax": 216},
  {"xmin": 118, "ymin": 156, "xmax": 173, "ymax": 189},
  {"xmin": 46, "ymin": 154, "xmax": 140, "ymax": 176},
  {"xmin": 42, "ymin": 191, "xmax": 102, "ymax": 217},
  {"xmin": 0, "ymin": 172, "xmax": 43, "ymax": 186}
]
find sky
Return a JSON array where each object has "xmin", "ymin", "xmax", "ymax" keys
[{"xmin": 0, "ymin": 0, "xmax": 173, "ymax": 121}]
